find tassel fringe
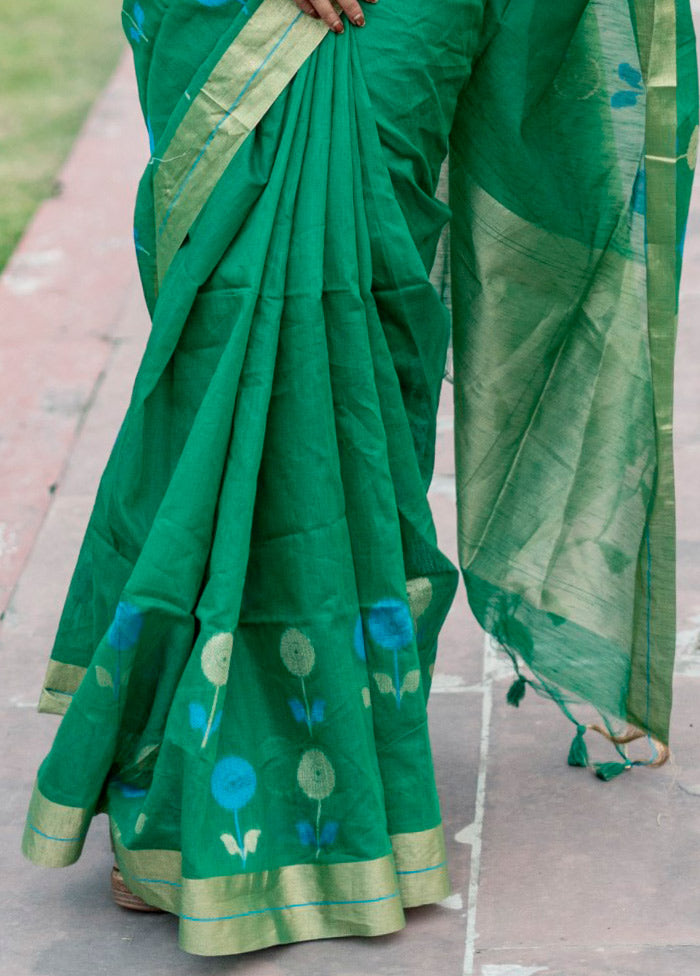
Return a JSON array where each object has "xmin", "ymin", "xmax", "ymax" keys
[{"xmin": 506, "ymin": 675, "xmax": 527, "ymax": 708}]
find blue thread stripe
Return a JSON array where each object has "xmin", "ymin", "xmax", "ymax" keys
[
  {"xmin": 159, "ymin": 11, "xmax": 303, "ymax": 235},
  {"xmin": 28, "ymin": 823, "xmax": 84, "ymax": 844},
  {"xmin": 132, "ymin": 876, "xmax": 182, "ymax": 888},
  {"xmin": 396, "ymin": 860, "xmax": 447, "ymax": 876},
  {"xmin": 181, "ymin": 890, "xmax": 400, "ymax": 923}
]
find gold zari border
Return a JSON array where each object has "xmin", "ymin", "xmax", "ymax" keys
[
  {"xmin": 392, "ymin": 825, "xmax": 450, "ymax": 907},
  {"xmin": 23, "ymin": 780, "xmax": 452, "ymax": 955},
  {"xmin": 154, "ymin": 0, "xmax": 331, "ymax": 285},
  {"xmin": 114, "ymin": 832, "xmax": 406, "ymax": 956},
  {"xmin": 21, "ymin": 780, "xmax": 92, "ymax": 867},
  {"xmin": 38, "ymin": 659, "xmax": 87, "ymax": 716}
]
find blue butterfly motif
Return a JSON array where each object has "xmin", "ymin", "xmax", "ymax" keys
[
  {"xmin": 296, "ymin": 821, "xmax": 315, "ymax": 846},
  {"xmin": 288, "ymin": 698, "xmax": 307, "ymax": 724},
  {"xmin": 310, "ymin": 699, "xmax": 326, "ymax": 724},
  {"xmin": 128, "ymin": 2, "xmax": 147, "ymax": 44},
  {"xmin": 320, "ymin": 821, "xmax": 339, "ymax": 847},
  {"xmin": 189, "ymin": 702, "xmax": 207, "ymax": 731}
]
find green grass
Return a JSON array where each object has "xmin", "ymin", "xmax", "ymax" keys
[{"xmin": 0, "ymin": 0, "xmax": 125, "ymax": 269}]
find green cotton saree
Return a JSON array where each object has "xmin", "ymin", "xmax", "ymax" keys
[{"xmin": 21, "ymin": 0, "xmax": 697, "ymax": 957}]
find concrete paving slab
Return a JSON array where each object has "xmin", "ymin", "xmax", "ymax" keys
[
  {"xmin": 474, "ymin": 690, "xmax": 700, "ymax": 954},
  {"xmin": 473, "ymin": 945, "xmax": 700, "ymax": 976}
]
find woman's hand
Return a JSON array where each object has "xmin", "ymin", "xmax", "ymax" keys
[{"xmin": 293, "ymin": 0, "xmax": 375, "ymax": 34}]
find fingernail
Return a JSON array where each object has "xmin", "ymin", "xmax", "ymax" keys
[
  {"xmin": 332, "ymin": 19, "xmax": 344, "ymax": 32},
  {"xmin": 353, "ymin": 12, "xmax": 365, "ymax": 24}
]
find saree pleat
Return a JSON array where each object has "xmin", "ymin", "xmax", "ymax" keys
[
  {"xmin": 22, "ymin": 1, "xmax": 475, "ymax": 954},
  {"xmin": 21, "ymin": 0, "xmax": 697, "ymax": 956}
]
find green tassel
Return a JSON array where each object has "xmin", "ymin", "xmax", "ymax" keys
[
  {"xmin": 594, "ymin": 761, "xmax": 632, "ymax": 782},
  {"xmin": 568, "ymin": 725, "xmax": 589, "ymax": 768},
  {"xmin": 506, "ymin": 676, "xmax": 527, "ymax": 708}
]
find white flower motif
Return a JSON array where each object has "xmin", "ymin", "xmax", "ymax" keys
[
  {"xmin": 297, "ymin": 749, "xmax": 335, "ymax": 801},
  {"xmin": 280, "ymin": 628, "xmax": 315, "ymax": 677},
  {"xmin": 201, "ymin": 632, "xmax": 234, "ymax": 686}
]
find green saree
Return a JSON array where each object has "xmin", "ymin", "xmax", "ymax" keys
[{"xmin": 21, "ymin": 0, "xmax": 697, "ymax": 957}]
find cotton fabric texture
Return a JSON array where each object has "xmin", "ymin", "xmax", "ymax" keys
[{"xmin": 22, "ymin": 0, "xmax": 698, "ymax": 957}]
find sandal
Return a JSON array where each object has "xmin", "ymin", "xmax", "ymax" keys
[{"xmin": 111, "ymin": 865, "xmax": 164, "ymax": 913}]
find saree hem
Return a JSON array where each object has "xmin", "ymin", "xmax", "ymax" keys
[
  {"xmin": 110, "ymin": 825, "xmax": 449, "ymax": 956},
  {"xmin": 21, "ymin": 781, "xmax": 92, "ymax": 868}
]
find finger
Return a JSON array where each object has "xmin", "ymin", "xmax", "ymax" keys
[
  {"xmin": 294, "ymin": 0, "xmax": 320, "ymax": 17},
  {"xmin": 336, "ymin": 0, "xmax": 366, "ymax": 25},
  {"xmin": 308, "ymin": 0, "xmax": 344, "ymax": 32}
]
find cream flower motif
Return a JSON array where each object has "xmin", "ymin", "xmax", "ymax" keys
[
  {"xmin": 296, "ymin": 749, "xmax": 338, "ymax": 859},
  {"xmin": 201, "ymin": 632, "xmax": 234, "ymax": 686},
  {"xmin": 297, "ymin": 749, "xmax": 335, "ymax": 801},
  {"xmin": 281, "ymin": 629, "xmax": 324, "ymax": 734},
  {"xmin": 280, "ymin": 628, "xmax": 315, "ymax": 677},
  {"xmin": 198, "ymin": 632, "xmax": 234, "ymax": 748}
]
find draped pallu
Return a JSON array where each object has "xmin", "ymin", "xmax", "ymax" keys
[{"xmin": 21, "ymin": 0, "xmax": 697, "ymax": 957}]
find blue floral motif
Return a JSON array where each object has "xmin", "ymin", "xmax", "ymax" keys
[
  {"xmin": 353, "ymin": 614, "xmax": 366, "ymax": 661},
  {"xmin": 212, "ymin": 756, "xmax": 260, "ymax": 866},
  {"xmin": 211, "ymin": 756, "xmax": 256, "ymax": 812},
  {"xmin": 189, "ymin": 702, "xmax": 222, "ymax": 735},
  {"xmin": 108, "ymin": 602, "xmax": 144, "ymax": 651},
  {"xmin": 102, "ymin": 601, "xmax": 143, "ymax": 700},
  {"xmin": 611, "ymin": 62, "xmax": 643, "ymax": 109},
  {"xmin": 367, "ymin": 598, "xmax": 417, "ymax": 709},
  {"xmin": 367, "ymin": 598, "xmax": 413, "ymax": 651}
]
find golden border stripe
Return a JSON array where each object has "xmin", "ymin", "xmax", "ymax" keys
[
  {"xmin": 21, "ymin": 781, "xmax": 92, "ymax": 868},
  {"xmin": 154, "ymin": 0, "xmax": 330, "ymax": 284},
  {"xmin": 391, "ymin": 824, "xmax": 450, "ymax": 907},
  {"xmin": 625, "ymin": 0, "xmax": 679, "ymax": 738},
  {"xmin": 38, "ymin": 660, "xmax": 87, "ymax": 716},
  {"xmin": 112, "ymin": 831, "xmax": 405, "ymax": 956},
  {"xmin": 110, "ymin": 821, "xmax": 450, "ymax": 953}
]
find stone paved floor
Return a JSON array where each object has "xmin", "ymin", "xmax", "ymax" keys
[{"xmin": 2, "ymin": 28, "xmax": 700, "ymax": 976}]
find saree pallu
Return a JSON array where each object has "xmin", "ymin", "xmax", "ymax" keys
[{"xmin": 21, "ymin": 0, "xmax": 697, "ymax": 958}]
